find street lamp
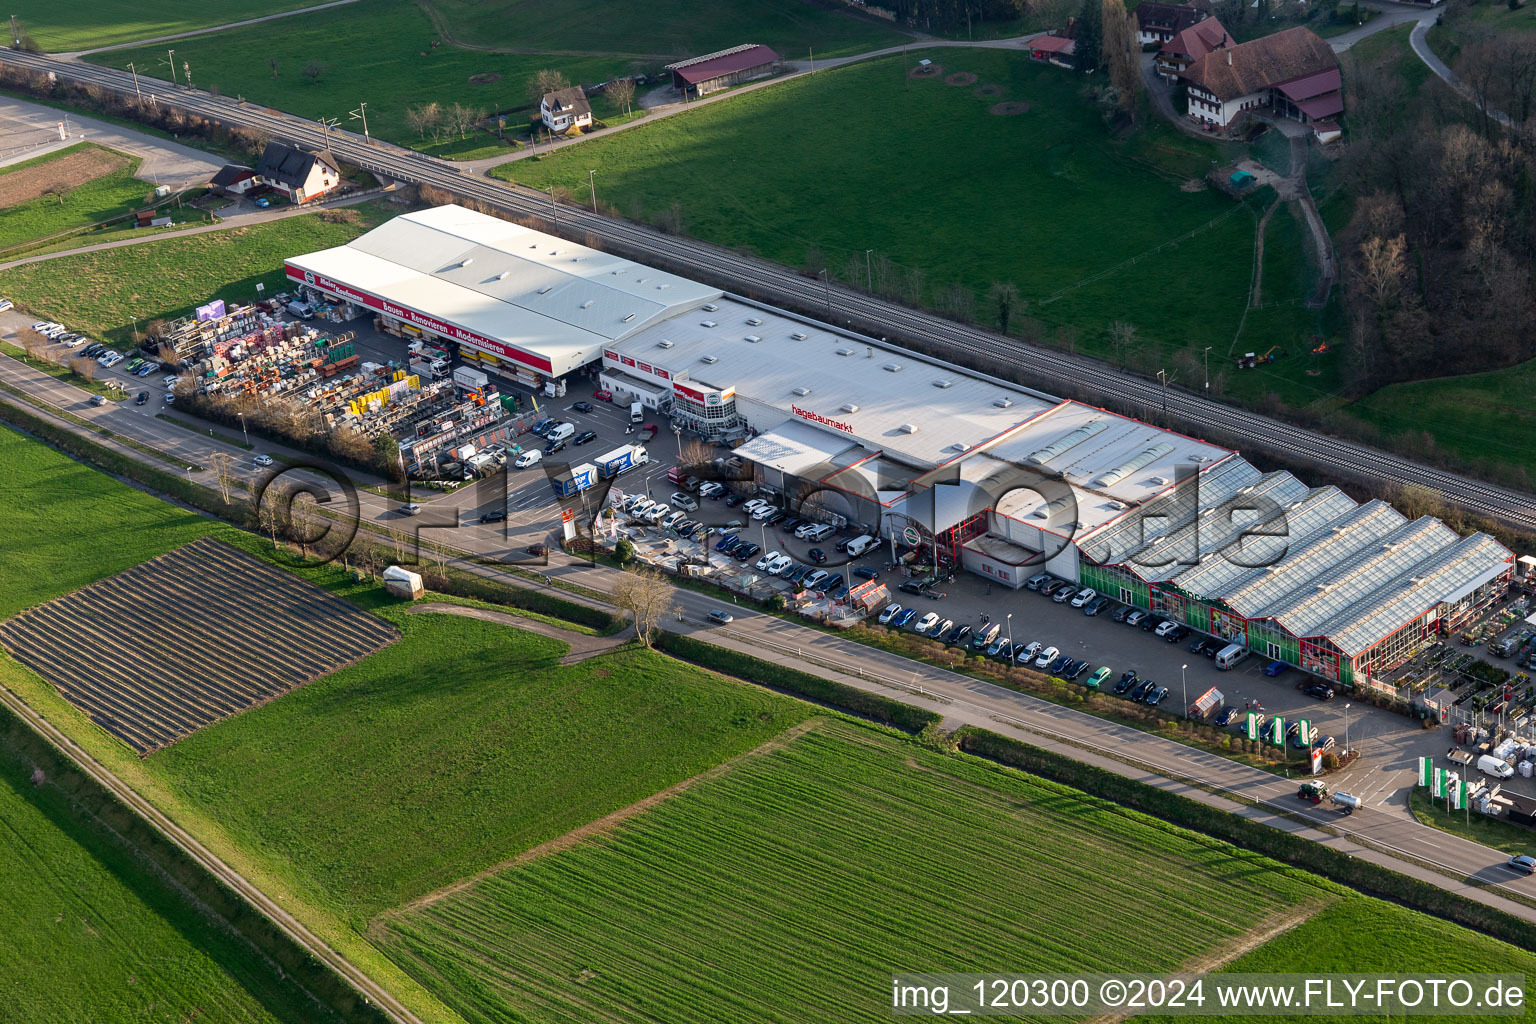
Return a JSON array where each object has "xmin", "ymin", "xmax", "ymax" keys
[
  {"xmin": 1180, "ymin": 663, "xmax": 1189, "ymax": 718},
  {"xmin": 588, "ymin": 169, "xmax": 597, "ymax": 213},
  {"xmin": 1343, "ymin": 702, "xmax": 1351, "ymax": 758},
  {"xmin": 1203, "ymin": 346, "xmax": 1212, "ymax": 392},
  {"xmin": 1006, "ymin": 612, "xmax": 1014, "ymax": 653},
  {"xmin": 237, "ymin": 411, "xmax": 248, "ymax": 447}
]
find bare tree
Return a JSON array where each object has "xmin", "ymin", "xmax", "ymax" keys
[
  {"xmin": 447, "ymin": 102, "xmax": 482, "ymax": 139},
  {"xmin": 210, "ymin": 451, "xmax": 236, "ymax": 504},
  {"xmin": 988, "ymin": 281, "xmax": 1020, "ymax": 333},
  {"xmin": 528, "ymin": 69, "xmax": 570, "ymax": 105},
  {"xmin": 289, "ymin": 492, "xmax": 321, "ymax": 558},
  {"xmin": 678, "ymin": 438, "xmax": 714, "ymax": 475},
  {"xmin": 611, "ymin": 570, "xmax": 679, "ymax": 648},
  {"xmin": 1108, "ymin": 320, "xmax": 1138, "ymax": 361},
  {"xmin": 1102, "ymin": 0, "xmax": 1142, "ymax": 115},
  {"xmin": 18, "ymin": 327, "xmax": 49, "ymax": 362},
  {"xmin": 302, "ymin": 60, "xmax": 327, "ymax": 86},
  {"xmin": 607, "ymin": 77, "xmax": 636, "ymax": 118},
  {"xmin": 257, "ymin": 495, "xmax": 285, "ymax": 548},
  {"xmin": 1355, "ymin": 234, "xmax": 1407, "ymax": 313},
  {"xmin": 69, "ymin": 356, "xmax": 97, "ymax": 382}
]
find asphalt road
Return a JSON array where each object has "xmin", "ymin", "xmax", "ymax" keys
[
  {"xmin": 5, "ymin": 343, "xmax": 1536, "ymax": 928},
  {"xmin": 3, "ymin": 49, "xmax": 1535, "ymax": 534}
]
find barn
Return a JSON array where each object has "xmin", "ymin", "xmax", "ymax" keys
[{"xmin": 665, "ymin": 44, "xmax": 781, "ymax": 98}]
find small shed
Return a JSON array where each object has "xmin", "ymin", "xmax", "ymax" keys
[
  {"xmin": 382, "ymin": 565, "xmax": 425, "ymax": 600},
  {"xmin": 1229, "ymin": 169, "xmax": 1256, "ymax": 189}
]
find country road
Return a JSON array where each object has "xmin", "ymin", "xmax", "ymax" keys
[{"xmin": 4, "ymin": 49, "xmax": 1531, "ymax": 535}]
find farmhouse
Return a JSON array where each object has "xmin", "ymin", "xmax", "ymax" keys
[
  {"xmin": 1181, "ymin": 26, "xmax": 1341, "ymax": 130},
  {"xmin": 665, "ymin": 44, "xmax": 780, "ymax": 98},
  {"xmin": 540, "ymin": 86, "xmax": 592, "ymax": 135},
  {"xmin": 255, "ymin": 141, "xmax": 339, "ymax": 204},
  {"xmin": 1030, "ymin": 31, "xmax": 1077, "ymax": 69},
  {"xmin": 1156, "ymin": 17, "xmax": 1230, "ymax": 80},
  {"xmin": 1136, "ymin": 1, "xmax": 1209, "ymax": 46},
  {"xmin": 208, "ymin": 163, "xmax": 258, "ymax": 196}
]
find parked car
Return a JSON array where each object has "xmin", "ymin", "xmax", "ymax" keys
[
  {"xmin": 572, "ymin": 430, "xmax": 598, "ymax": 446},
  {"xmin": 1034, "ymin": 645, "xmax": 1060, "ymax": 669},
  {"xmin": 1018, "ymin": 641, "xmax": 1043, "ymax": 663},
  {"xmin": 1083, "ymin": 596, "xmax": 1110, "ymax": 616},
  {"xmin": 733, "ymin": 542, "xmax": 761, "ymax": 562},
  {"xmin": 929, "ymin": 617, "xmax": 954, "ymax": 639},
  {"xmin": 807, "ymin": 548, "xmax": 828, "ymax": 564},
  {"xmin": 716, "ymin": 533, "xmax": 741, "ymax": 552},
  {"xmin": 1188, "ymin": 637, "xmax": 1214, "ymax": 656},
  {"xmin": 893, "ymin": 608, "xmax": 918, "ymax": 628},
  {"xmin": 592, "ymin": 389, "xmax": 613, "ymax": 402},
  {"xmin": 1051, "ymin": 586, "xmax": 1076, "ymax": 604},
  {"xmin": 986, "ymin": 635, "xmax": 1010, "ymax": 658},
  {"xmin": 1263, "ymin": 660, "xmax": 1290, "ymax": 677},
  {"xmin": 766, "ymin": 555, "xmax": 794, "ymax": 575},
  {"xmin": 1070, "ymin": 587, "xmax": 1097, "ymax": 608},
  {"xmin": 1047, "ymin": 655, "xmax": 1070, "ymax": 675},
  {"xmin": 762, "ymin": 509, "xmax": 787, "ymax": 526},
  {"xmin": 1130, "ymin": 679, "xmax": 1156, "ymax": 702},
  {"xmin": 1124, "ymin": 610, "xmax": 1148, "ymax": 627},
  {"xmin": 879, "ymin": 603, "xmax": 903, "ymax": 625},
  {"xmin": 950, "ymin": 624, "xmax": 974, "ymax": 646},
  {"xmin": 1112, "ymin": 606, "xmax": 1136, "ymax": 623},
  {"xmin": 779, "ymin": 516, "xmax": 806, "ymax": 534},
  {"xmin": 1303, "ymin": 682, "xmax": 1336, "ymax": 701},
  {"xmin": 914, "ymin": 612, "xmax": 940, "ymax": 633},
  {"xmin": 1214, "ymin": 705, "xmax": 1241, "ymax": 727},
  {"xmin": 1154, "ymin": 620, "xmax": 1181, "ymax": 638},
  {"xmin": 1146, "ymin": 686, "xmax": 1169, "ymax": 706},
  {"xmin": 572, "ymin": 400, "xmax": 594, "ymax": 413},
  {"xmin": 1164, "ymin": 625, "xmax": 1190, "ymax": 643},
  {"xmin": 544, "ymin": 438, "xmax": 567, "ymax": 454},
  {"xmin": 164, "ymin": 393, "xmax": 175, "ymax": 405},
  {"xmin": 724, "ymin": 493, "xmax": 747, "ymax": 508},
  {"xmin": 1114, "ymin": 670, "xmax": 1138, "ymax": 695},
  {"xmin": 898, "ymin": 579, "xmax": 933, "ymax": 596},
  {"xmin": 754, "ymin": 550, "xmax": 782, "ymax": 571},
  {"xmin": 853, "ymin": 567, "xmax": 880, "ymax": 581},
  {"xmin": 1025, "ymin": 573, "xmax": 1053, "ymax": 591}
]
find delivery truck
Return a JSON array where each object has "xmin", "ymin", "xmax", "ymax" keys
[
  {"xmin": 550, "ymin": 462, "xmax": 596, "ymax": 499},
  {"xmin": 595, "ymin": 444, "xmax": 649, "ymax": 479}
]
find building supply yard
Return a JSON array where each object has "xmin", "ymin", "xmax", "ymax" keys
[{"xmin": 0, "ymin": 536, "xmax": 398, "ymax": 753}]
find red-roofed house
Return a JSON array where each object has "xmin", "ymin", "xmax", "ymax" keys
[
  {"xmin": 1156, "ymin": 17, "xmax": 1231, "ymax": 80},
  {"xmin": 1181, "ymin": 26, "xmax": 1341, "ymax": 130},
  {"xmin": 665, "ymin": 44, "xmax": 781, "ymax": 98},
  {"xmin": 1135, "ymin": 2, "xmax": 1209, "ymax": 46},
  {"xmin": 1030, "ymin": 32, "xmax": 1077, "ymax": 69}
]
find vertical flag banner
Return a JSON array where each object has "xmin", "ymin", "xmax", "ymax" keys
[
  {"xmin": 1432, "ymin": 767, "xmax": 1445, "ymax": 798},
  {"xmin": 1270, "ymin": 717, "xmax": 1285, "ymax": 745},
  {"xmin": 1450, "ymin": 777, "xmax": 1465, "ymax": 810},
  {"xmin": 1298, "ymin": 718, "xmax": 1311, "ymax": 746},
  {"xmin": 1419, "ymin": 757, "xmax": 1431, "ymax": 787},
  {"xmin": 1246, "ymin": 713, "xmax": 1259, "ymax": 741}
]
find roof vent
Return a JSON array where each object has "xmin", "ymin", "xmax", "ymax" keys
[
  {"xmin": 933, "ymin": 379, "xmax": 954, "ymax": 389},
  {"xmin": 994, "ymin": 397, "xmax": 1014, "ymax": 408},
  {"xmin": 841, "ymin": 403, "xmax": 859, "ymax": 413},
  {"xmin": 744, "ymin": 335, "xmax": 762, "ymax": 343},
  {"xmin": 746, "ymin": 317, "xmax": 763, "ymax": 326},
  {"xmin": 1191, "ymin": 454, "xmax": 1211, "ymax": 462},
  {"xmin": 611, "ymin": 267, "xmax": 625, "ymax": 274},
  {"xmin": 951, "ymin": 442, "xmax": 970, "ymax": 452},
  {"xmin": 701, "ymin": 320, "xmax": 717, "ymax": 328},
  {"xmin": 899, "ymin": 423, "xmax": 919, "ymax": 434},
  {"xmin": 703, "ymin": 303, "xmax": 719, "ymax": 312},
  {"xmin": 496, "ymin": 271, "xmax": 511, "ymax": 280},
  {"xmin": 792, "ymin": 386, "xmax": 813, "ymax": 396},
  {"xmin": 459, "ymin": 257, "xmax": 473, "ymax": 267},
  {"xmin": 1147, "ymin": 476, "xmax": 1167, "ymax": 486},
  {"xmin": 637, "ymin": 277, "xmax": 649, "ymax": 284},
  {"xmin": 537, "ymin": 285, "xmax": 553, "ymax": 294},
  {"xmin": 701, "ymin": 355, "xmax": 718, "ymax": 364},
  {"xmin": 581, "ymin": 300, "xmax": 595, "ymax": 309},
  {"xmin": 571, "ymin": 256, "xmax": 585, "ymax": 262},
  {"xmin": 622, "ymin": 313, "xmax": 636, "ymax": 322},
  {"xmin": 657, "ymin": 284, "xmax": 670, "ymax": 290},
  {"xmin": 791, "ymin": 332, "xmax": 808, "ymax": 340},
  {"xmin": 657, "ymin": 339, "xmax": 675, "ymax": 349},
  {"xmin": 883, "ymin": 362, "xmax": 903, "ymax": 372},
  {"xmin": 836, "ymin": 347, "xmax": 855, "ymax": 356}
]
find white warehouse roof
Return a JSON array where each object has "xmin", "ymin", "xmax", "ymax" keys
[{"xmin": 286, "ymin": 205, "xmax": 720, "ymax": 376}]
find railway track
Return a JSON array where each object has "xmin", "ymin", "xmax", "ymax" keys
[{"xmin": 7, "ymin": 50, "xmax": 1535, "ymax": 532}]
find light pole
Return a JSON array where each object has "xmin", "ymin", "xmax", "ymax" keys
[
  {"xmin": 237, "ymin": 412, "xmax": 248, "ymax": 447},
  {"xmin": 164, "ymin": 48, "xmax": 176, "ymax": 86},
  {"xmin": 865, "ymin": 249, "xmax": 873, "ymax": 291},
  {"xmin": 819, "ymin": 269, "xmax": 832, "ymax": 317},
  {"xmin": 1181, "ymin": 663, "xmax": 1188, "ymax": 719},
  {"xmin": 1203, "ymin": 346, "xmax": 1212, "ymax": 392},
  {"xmin": 127, "ymin": 62, "xmax": 143, "ymax": 104},
  {"xmin": 1006, "ymin": 612, "xmax": 1014, "ymax": 653},
  {"xmin": 1343, "ymin": 702, "xmax": 1351, "ymax": 758},
  {"xmin": 548, "ymin": 185, "xmax": 558, "ymax": 228},
  {"xmin": 350, "ymin": 102, "xmax": 370, "ymax": 144},
  {"xmin": 588, "ymin": 169, "xmax": 597, "ymax": 213}
]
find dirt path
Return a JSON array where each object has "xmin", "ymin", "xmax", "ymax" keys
[
  {"xmin": 407, "ymin": 600, "xmax": 631, "ymax": 665},
  {"xmin": 66, "ymin": 0, "xmax": 365, "ymax": 56},
  {"xmin": 382, "ymin": 718, "xmax": 823, "ymax": 919}
]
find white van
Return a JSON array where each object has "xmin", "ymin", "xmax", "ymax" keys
[
  {"xmin": 670, "ymin": 491, "xmax": 699, "ymax": 512},
  {"xmin": 630, "ymin": 401, "xmax": 644, "ymax": 423},
  {"xmin": 1214, "ymin": 644, "xmax": 1248, "ymax": 670},
  {"xmin": 513, "ymin": 449, "xmax": 543, "ymax": 468},
  {"xmin": 546, "ymin": 422, "xmax": 575, "ymax": 442},
  {"xmin": 802, "ymin": 523, "xmax": 835, "ymax": 543},
  {"xmin": 1478, "ymin": 754, "xmax": 1516, "ymax": 780},
  {"xmin": 845, "ymin": 534, "xmax": 879, "ymax": 557}
]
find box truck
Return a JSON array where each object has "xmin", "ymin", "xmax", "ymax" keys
[
  {"xmin": 595, "ymin": 444, "xmax": 649, "ymax": 479},
  {"xmin": 550, "ymin": 462, "xmax": 596, "ymax": 498}
]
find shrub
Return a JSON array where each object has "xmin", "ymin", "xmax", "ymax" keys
[{"xmin": 614, "ymin": 537, "xmax": 635, "ymax": 564}]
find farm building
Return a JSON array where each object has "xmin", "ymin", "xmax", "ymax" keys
[
  {"xmin": 540, "ymin": 87, "xmax": 592, "ymax": 134},
  {"xmin": 1030, "ymin": 33, "xmax": 1077, "ymax": 69},
  {"xmin": 255, "ymin": 141, "xmax": 339, "ymax": 204},
  {"xmin": 1156, "ymin": 17, "xmax": 1231, "ymax": 80},
  {"xmin": 1136, "ymin": 1, "xmax": 1210, "ymax": 46},
  {"xmin": 284, "ymin": 204, "xmax": 720, "ymax": 382},
  {"xmin": 209, "ymin": 163, "xmax": 258, "ymax": 196},
  {"xmin": 665, "ymin": 44, "xmax": 780, "ymax": 98},
  {"xmin": 1181, "ymin": 26, "xmax": 1342, "ymax": 129}
]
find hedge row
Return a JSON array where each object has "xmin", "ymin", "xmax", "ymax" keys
[
  {"xmin": 654, "ymin": 632, "xmax": 941, "ymax": 733},
  {"xmin": 0, "ymin": 702, "xmax": 388, "ymax": 1024},
  {"xmin": 434, "ymin": 567, "xmax": 624, "ymax": 634},
  {"xmin": 956, "ymin": 726, "xmax": 1536, "ymax": 951}
]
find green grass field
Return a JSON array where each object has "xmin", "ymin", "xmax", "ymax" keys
[
  {"xmin": 0, "ymin": 143, "xmax": 160, "ymax": 252},
  {"xmin": 1142, "ymin": 900, "xmax": 1536, "ymax": 1023},
  {"xmin": 88, "ymin": 0, "xmax": 652, "ymax": 149},
  {"xmin": 422, "ymin": 0, "xmax": 907, "ymax": 61},
  {"xmin": 0, "ymin": 731, "xmax": 321, "ymax": 1023},
  {"xmin": 6, "ymin": 0, "xmax": 322, "ymax": 52},
  {"xmin": 1, "ymin": 202, "xmax": 392, "ymax": 346},
  {"xmin": 495, "ymin": 49, "xmax": 1324, "ymax": 401},
  {"xmin": 378, "ymin": 721, "xmax": 1337, "ymax": 1024},
  {"xmin": 148, "ymin": 596, "xmax": 809, "ymax": 926},
  {"xmin": 0, "ymin": 425, "xmax": 213, "ymax": 616}
]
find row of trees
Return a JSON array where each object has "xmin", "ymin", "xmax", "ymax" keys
[{"xmin": 404, "ymin": 101, "xmax": 486, "ymax": 143}]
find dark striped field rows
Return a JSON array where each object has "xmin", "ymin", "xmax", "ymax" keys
[{"xmin": 0, "ymin": 537, "xmax": 397, "ymax": 754}]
